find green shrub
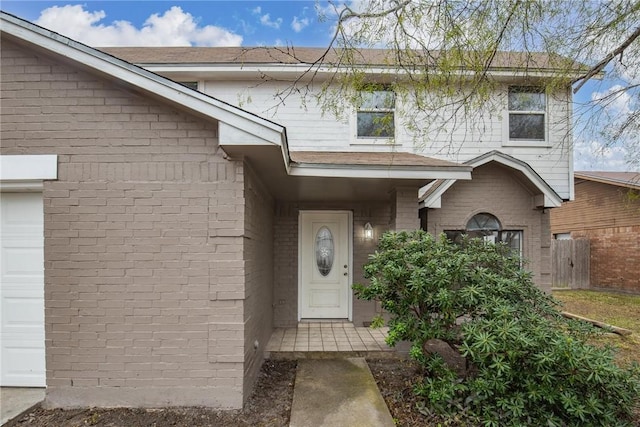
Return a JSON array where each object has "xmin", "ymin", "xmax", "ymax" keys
[{"xmin": 355, "ymin": 230, "xmax": 639, "ymax": 426}]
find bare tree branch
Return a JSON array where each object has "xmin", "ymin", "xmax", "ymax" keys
[{"xmin": 573, "ymin": 25, "xmax": 640, "ymax": 93}]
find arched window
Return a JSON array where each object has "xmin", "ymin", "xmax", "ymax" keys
[
  {"xmin": 445, "ymin": 213, "xmax": 523, "ymax": 257},
  {"xmin": 466, "ymin": 213, "xmax": 501, "ymax": 233}
]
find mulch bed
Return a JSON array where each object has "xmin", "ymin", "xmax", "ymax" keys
[
  {"xmin": 7, "ymin": 357, "xmax": 637, "ymax": 426},
  {"xmin": 5, "ymin": 360, "xmax": 296, "ymax": 427}
]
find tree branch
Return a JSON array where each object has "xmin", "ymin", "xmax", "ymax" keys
[{"xmin": 573, "ymin": 25, "xmax": 640, "ymax": 93}]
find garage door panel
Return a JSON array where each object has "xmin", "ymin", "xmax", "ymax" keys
[
  {"xmin": 0, "ymin": 192, "xmax": 45, "ymax": 387},
  {"xmin": 1, "ymin": 339, "xmax": 46, "ymax": 387},
  {"xmin": 2, "ymin": 245, "xmax": 44, "ymax": 278},
  {"xmin": 1, "ymin": 193, "xmax": 43, "ymax": 230},
  {"xmin": 2, "ymin": 294, "xmax": 46, "ymax": 330}
]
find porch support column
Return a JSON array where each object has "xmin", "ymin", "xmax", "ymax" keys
[{"xmin": 390, "ymin": 186, "xmax": 420, "ymax": 231}]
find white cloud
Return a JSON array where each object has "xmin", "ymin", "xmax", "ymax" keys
[
  {"xmin": 34, "ymin": 5, "xmax": 242, "ymax": 47},
  {"xmin": 315, "ymin": 1, "xmax": 347, "ymax": 19},
  {"xmin": 591, "ymin": 84, "xmax": 633, "ymax": 116},
  {"xmin": 573, "ymin": 139, "xmax": 632, "ymax": 171},
  {"xmin": 291, "ymin": 16, "xmax": 310, "ymax": 33},
  {"xmin": 259, "ymin": 13, "xmax": 283, "ymax": 30}
]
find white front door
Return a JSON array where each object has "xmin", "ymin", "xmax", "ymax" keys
[
  {"xmin": 299, "ymin": 211, "xmax": 351, "ymax": 319},
  {"xmin": 0, "ymin": 192, "xmax": 46, "ymax": 387}
]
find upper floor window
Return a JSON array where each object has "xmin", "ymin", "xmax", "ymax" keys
[
  {"xmin": 508, "ymin": 86, "xmax": 545, "ymax": 141},
  {"xmin": 356, "ymin": 86, "xmax": 395, "ymax": 139}
]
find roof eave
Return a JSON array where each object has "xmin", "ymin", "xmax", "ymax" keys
[
  {"xmin": 420, "ymin": 150, "xmax": 563, "ymax": 209},
  {"xmin": 290, "ymin": 164, "xmax": 472, "ymax": 180}
]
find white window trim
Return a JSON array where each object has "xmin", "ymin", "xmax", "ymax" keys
[
  {"xmin": 503, "ymin": 86, "xmax": 551, "ymax": 148},
  {"xmin": 351, "ymin": 88, "xmax": 399, "ymax": 146}
]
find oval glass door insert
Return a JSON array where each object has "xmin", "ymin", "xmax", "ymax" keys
[{"xmin": 315, "ymin": 226, "xmax": 334, "ymax": 276}]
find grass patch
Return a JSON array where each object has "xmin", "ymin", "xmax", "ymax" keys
[{"xmin": 553, "ymin": 290, "xmax": 640, "ymax": 365}]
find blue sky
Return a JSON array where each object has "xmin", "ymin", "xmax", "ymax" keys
[
  {"xmin": 2, "ymin": 1, "xmax": 636, "ymax": 171},
  {"xmin": 1, "ymin": 1, "xmax": 338, "ymax": 47}
]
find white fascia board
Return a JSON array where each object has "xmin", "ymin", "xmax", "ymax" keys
[
  {"xmin": 219, "ymin": 122, "xmax": 280, "ymax": 146},
  {"xmin": 143, "ymin": 64, "xmax": 580, "ymax": 82},
  {"xmin": 218, "ymin": 123, "xmax": 291, "ymax": 174},
  {"xmin": 290, "ymin": 165, "xmax": 471, "ymax": 180},
  {"xmin": 0, "ymin": 155, "xmax": 58, "ymax": 181},
  {"xmin": 421, "ymin": 152, "xmax": 563, "ymax": 209},
  {"xmin": 1, "ymin": 14, "xmax": 285, "ymax": 146},
  {"xmin": 544, "ymin": 194, "xmax": 562, "ymax": 208},
  {"xmin": 420, "ymin": 180, "xmax": 456, "ymax": 209},
  {"xmin": 471, "ymin": 152, "xmax": 562, "ymax": 207}
]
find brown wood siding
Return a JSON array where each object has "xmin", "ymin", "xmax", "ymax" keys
[{"xmin": 551, "ymin": 180, "xmax": 640, "ymax": 233}]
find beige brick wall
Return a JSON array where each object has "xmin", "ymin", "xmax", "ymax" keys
[
  {"xmin": 273, "ymin": 201, "xmax": 391, "ymax": 327},
  {"xmin": 425, "ymin": 163, "xmax": 551, "ymax": 290},
  {"xmin": 241, "ymin": 163, "xmax": 275, "ymax": 398},
  {"xmin": 390, "ymin": 187, "xmax": 420, "ymax": 231},
  {"xmin": 1, "ymin": 40, "xmax": 251, "ymax": 408}
]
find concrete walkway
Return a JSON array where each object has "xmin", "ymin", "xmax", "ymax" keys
[
  {"xmin": 0, "ymin": 387, "xmax": 45, "ymax": 425},
  {"xmin": 289, "ymin": 358, "xmax": 395, "ymax": 427}
]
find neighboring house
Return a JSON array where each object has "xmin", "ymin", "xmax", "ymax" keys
[
  {"xmin": 1, "ymin": 12, "xmax": 571, "ymax": 408},
  {"xmin": 551, "ymin": 171, "xmax": 640, "ymax": 293}
]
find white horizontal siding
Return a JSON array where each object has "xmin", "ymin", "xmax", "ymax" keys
[{"xmin": 201, "ymin": 80, "xmax": 571, "ymax": 198}]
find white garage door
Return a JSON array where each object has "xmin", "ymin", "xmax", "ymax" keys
[{"xmin": 0, "ymin": 192, "xmax": 45, "ymax": 387}]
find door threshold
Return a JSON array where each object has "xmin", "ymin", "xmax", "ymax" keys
[{"xmin": 299, "ymin": 319, "xmax": 350, "ymax": 323}]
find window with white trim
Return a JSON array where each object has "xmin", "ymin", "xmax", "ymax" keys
[
  {"xmin": 356, "ymin": 86, "xmax": 395, "ymax": 139},
  {"xmin": 444, "ymin": 213, "xmax": 523, "ymax": 258},
  {"xmin": 508, "ymin": 86, "xmax": 546, "ymax": 141}
]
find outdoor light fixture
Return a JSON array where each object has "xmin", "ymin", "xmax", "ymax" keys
[{"xmin": 364, "ymin": 222, "xmax": 374, "ymax": 240}]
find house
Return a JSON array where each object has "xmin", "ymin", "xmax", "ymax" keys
[
  {"xmin": 550, "ymin": 171, "xmax": 640, "ymax": 292},
  {"xmin": 1, "ymin": 11, "xmax": 572, "ymax": 408}
]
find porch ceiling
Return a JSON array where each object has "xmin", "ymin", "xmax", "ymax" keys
[{"xmin": 226, "ymin": 147, "xmax": 471, "ymax": 202}]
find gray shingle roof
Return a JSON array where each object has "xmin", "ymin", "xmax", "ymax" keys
[{"xmin": 99, "ymin": 46, "xmax": 582, "ymax": 71}]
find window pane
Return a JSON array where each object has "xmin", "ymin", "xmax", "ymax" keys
[
  {"xmin": 508, "ymin": 89, "xmax": 545, "ymax": 111},
  {"xmin": 357, "ymin": 112, "xmax": 394, "ymax": 137},
  {"xmin": 444, "ymin": 230, "xmax": 464, "ymax": 244},
  {"xmin": 360, "ymin": 90, "xmax": 395, "ymax": 110},
  {"xmin": 315, "ymin": 226, "xmax": 334, "ymax": 276},
  {"xmin": 499, "ymin": 230, "xmax": 522, "ymax": 257},
  {"xmin": 466, "ymin": 213, "xmax": 500, "ymax": 231},
  {"xmin": 509, "ymin": 114, "xmax": 545, "ymax": 140}
]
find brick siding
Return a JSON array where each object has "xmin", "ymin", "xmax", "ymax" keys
[
  {"xmin": 551, "ymin": 180, "xmax": 640, "ymax": 292},
  {"xmin": 1, "ymin": 40, "xmax": 250, "ymax": 408},
  {"xmin": 241, "ymin": 163, "xmax": 275, "ymax": 397},
  {"xmin": 425, "ymin": 163, "xmax": 551, "ymax": 290}
]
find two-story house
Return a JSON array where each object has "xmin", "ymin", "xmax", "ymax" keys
[{"xmin": 0, "ymin": 12, "xmax": 571, "ymax": 409}]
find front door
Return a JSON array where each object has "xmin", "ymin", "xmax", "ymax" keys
[{"xmin": 299, "ymin": 211, "xmax": 351, "ymax": 319}]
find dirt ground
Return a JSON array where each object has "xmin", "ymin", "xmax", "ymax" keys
[
  {"xmin": 6, "ymin": 358, "xmax": 443, "ymax": 427},
  {"xmin": 4, "ymin": 360, "xmax": 297, "ymax": 427},
  {"xmin": 5, "ymin": 355, "xmax": 639, "ymax": 427}
]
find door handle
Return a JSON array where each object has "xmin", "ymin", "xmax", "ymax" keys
[{"xmin": 343, "ymin": 272, "xmax": 348, "ymax": 276}]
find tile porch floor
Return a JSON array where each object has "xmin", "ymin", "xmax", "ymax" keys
[{"xmin": 265, "ymin": 322, "xmax": 399, "ymax": 356}]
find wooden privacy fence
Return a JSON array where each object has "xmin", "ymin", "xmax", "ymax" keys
[{"xmin": 552, "ymin": 239, "xmax": 590, "ymax": 289}]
